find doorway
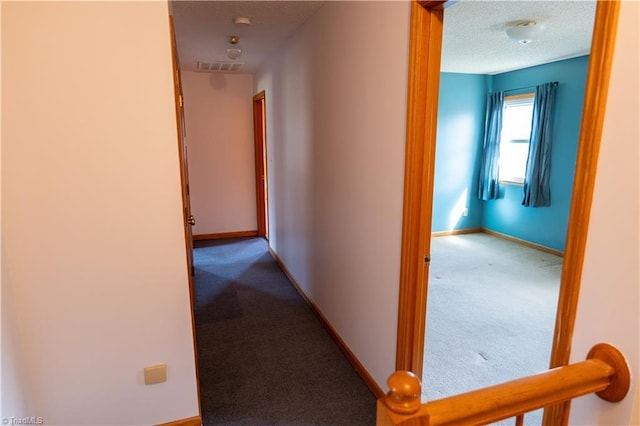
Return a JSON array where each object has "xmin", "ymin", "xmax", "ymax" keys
[
  {"xmin": 395, "ymin": 1, "xmax": 621, "ymax": 424},
  {"xmin": 253, "ymin": 90, "xmax": 269, "ymax": 239},
  {"xmin": 422, "ymin": 0, "xmax": 595, "ymax": 408}
]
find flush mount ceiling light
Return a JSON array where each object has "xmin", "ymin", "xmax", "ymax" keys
[
  {"xmin": 226, "ymin": 35, "xmax": 242, "ymax": 60},
  {"xmin": 506, "ymin": 21, "xmax": 542, "ymax": 45}
]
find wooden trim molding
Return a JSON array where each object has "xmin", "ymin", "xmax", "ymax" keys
[
  {"xmin": 544, "ymin": 1, "xmax": 621, "ymax": 424},
  {"xmin": 168, "ymin": 15, "xmax": 201, "ymax": 419},
  {"xmin": 253, "ymin": 90, "xmax": 268, "ymax": 238},
  {"xmin": 481, "ymin": 229, "xmax": 564, "ymax": 258},
  {"xmin": 430, "ymin": 228, "xmax": 483, "ymax": 238},
  {"xmin": 505, "ymin": 92, "xmax": 536, "ymax": 102},
  {"xmin": 417, "ymin": 0, "xmax": 449, "ymax": 9},
  {"xmin": 395, "ymin": 0, "xmax": 444, "ymax": 375},
  {"xmin": 193, "ymin": 230, "xmax": 258, "ymax": 241},
  {"xmin": 268, "ymin": 247, "xmax": 385, "ymax": 398},
  {"xmin": 157, "ymin": 415, "xmax": 202, "ymax": 426},
  {"xmin": 431, "ymin": 228, "xmax": 563, "ymax": 256}
]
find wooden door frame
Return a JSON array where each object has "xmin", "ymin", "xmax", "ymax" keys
[
  {"xmin": 253, "ymin": 90, "xmax": 269, "ymax": 239},
  {"xmin": 169, "ymin": 15, "xmax": 201, "ymax": 420},
  {"xmin": 395, "ymin": 1, "xmax": 620, "ymax": 425}
]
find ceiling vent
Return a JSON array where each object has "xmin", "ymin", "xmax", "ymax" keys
[{"xmin": 197, "ymin": 61, "xmax": 244, "ymax": 73}]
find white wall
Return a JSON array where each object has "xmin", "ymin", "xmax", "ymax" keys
[
  {"xmin": 182, "ymin": 72, "xmax": 257, "ymax": 236},
  {"xmin": 255, "ymin": 1, "xmax": 411, "ymax": 388},
  {"xmin": 1, "ymin": 2, "xmax": 199, "ymax": 424},
  {"xmin": 0, "ymin": 0, "xmax": 3, "ymax": 413},
  {"xmin": 569, "ymin": 1, "xmax": 639, "ymax": 424},
  {"xmin": 257, "ymin": 1, "xmax": 640, "ymax": 418}
]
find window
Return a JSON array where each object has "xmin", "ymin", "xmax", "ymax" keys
[{"xmin": 499, "ymin": 93, "xmax": 535, "ymax": 184}]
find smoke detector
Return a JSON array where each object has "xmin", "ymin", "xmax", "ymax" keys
[{"xmin": 233, "ymin": 16, "xmax": 251, "ymax": 26}]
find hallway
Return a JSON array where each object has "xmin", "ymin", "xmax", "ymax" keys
[{"xmin": 193, "ymin": 238, "xmax": 376, "ymax": 425}]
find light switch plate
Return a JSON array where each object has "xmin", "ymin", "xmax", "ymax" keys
[{"xmin": 144, "ymin": 364, "xmax": 167, "ymax": 385}]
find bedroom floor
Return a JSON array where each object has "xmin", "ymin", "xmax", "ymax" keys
[{"xmin": 423, "ymin": 232, "xmax": 562, "ymax": 425}]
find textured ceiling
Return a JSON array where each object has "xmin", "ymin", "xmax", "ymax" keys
[
  {"xmin": 442, "ymin": 0, "xmax": 597, "ymax": 75},
  {"xmin": 171, "ymin": 0, "xmax": 596, "ymax": 76},
  {"xmin": 170, "ymin": 1, "xmax": 324, "ymax": 73}
]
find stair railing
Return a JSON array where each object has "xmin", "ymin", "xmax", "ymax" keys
[{"xmin": 377, "ymin": 343, "xmax": 630, "ymax": 426}]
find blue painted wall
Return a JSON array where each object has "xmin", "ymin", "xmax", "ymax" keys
[
  {"xmin": 433, "ymin": 56, "xmax": 590, "ymax": 252},
  {"xmin": 483, "ymin": 56, "xmax": 590, "ymax": 251},
  {"xmin": 431, "ymin": 73, "xmax": 489, "ymax": 232}
]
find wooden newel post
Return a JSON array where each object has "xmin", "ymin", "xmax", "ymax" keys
[
  {"xmin": 377, "ymin": 371, "xmax": 424, "ymax": 426},
  {"xmin": 385, "ymin": 371, "xmax": 422, "ymax": 414}
]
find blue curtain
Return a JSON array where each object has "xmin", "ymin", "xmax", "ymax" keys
[
  {"xmin": 522, "ymin": 82, "xmax": 558, "ymax": 207},
  {"xmin": 477, "ymin": 91, "xmax": 504, "ymax": 200}
]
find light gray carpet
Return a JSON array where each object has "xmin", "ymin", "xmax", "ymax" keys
[{"xmin": 422, "ymin": 233, "xmax": 562, "ymax": 426}]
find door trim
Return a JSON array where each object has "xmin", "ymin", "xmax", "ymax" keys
[
  {"xmin": 253, "ymin": 91, "xmax": 269, "ymax": 239},
  {"xmin": 168, "ymin": 15, "xmax": 201, "ymax": 418},
  {"xmin": 395, "ymin": 2, "xmax": 620, "ymax": 425},
  {"xmin": 544, "ymin": 2, "xmax": 620, "ymax": 423},
  {"xmin": 395, "ymin": 0, "xmax": 444, "ymax": 374}
]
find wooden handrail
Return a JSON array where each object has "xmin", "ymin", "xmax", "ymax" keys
[{"xmin": 377, "ymin": 343, "xmax": 630, "ymax": 426}]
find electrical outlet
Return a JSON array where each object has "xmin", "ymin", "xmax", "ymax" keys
[
  {"xmin": 462, "ymin": 208, "xmax": 469, "ymax": 217},
  {"xmin": 144, "ymin": 364, "xmax": 167, "ymax": 385}
]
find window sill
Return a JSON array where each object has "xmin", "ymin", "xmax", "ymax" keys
[{"xmin": 499, "ymin": 179, "xmax": 524, "ymax": 186}]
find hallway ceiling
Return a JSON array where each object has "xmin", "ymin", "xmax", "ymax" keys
[
  {"xmin": 170, "ymin": 1, "xmax": 324, "ymax": 73},
  {"xmin": 170, "ymin": 0, "xmax": 596, "ymax": 75}
]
